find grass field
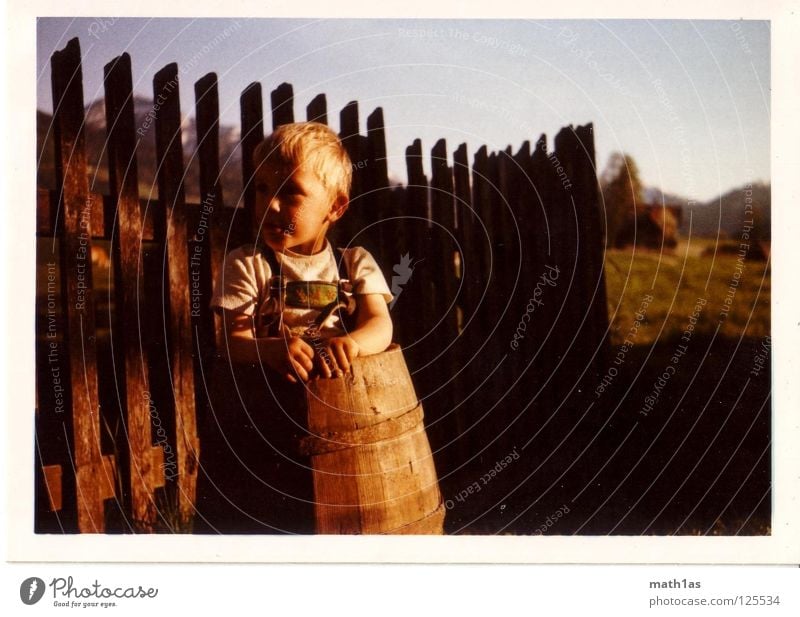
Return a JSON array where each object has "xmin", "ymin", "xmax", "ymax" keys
[{"xmin": 604, "ymin": 238, "xmax": 770, "ymax": 346}]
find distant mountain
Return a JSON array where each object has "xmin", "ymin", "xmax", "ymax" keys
[
  {"xmin": 642, "ymin": 186, "xmax": 691, "ymax": 207},
  {"xmin": 679, "ymin": 182, "xmax": 771, "ymax": 240},
  {"xmin": 37, "ymin": 95, "xmax": 243, "ymax": 204},
  {"xmin": 639, "ymin": 183, "xmax": 771, "ymax": 240}
]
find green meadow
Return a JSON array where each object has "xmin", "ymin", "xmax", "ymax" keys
[{"xmin": 604, "ymin": 238, "xmax": 770, "ymax": 347}]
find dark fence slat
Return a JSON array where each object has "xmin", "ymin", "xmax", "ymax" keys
[
  {"xmin": 194, "ymin": 73, "xmax": 226, "ymax": 358},
  {"xmin": 338, "ymin": 101, "xmax": 364, "ymax": 246},
  {"xmin": 104, "ymin": 52, "xmax": 164, "ymax": 531},
  {"xmin": 470, "ymin": 143, "xmax": 490, "ymax": 306},
  {"xmin": 153, "ymin": 62, "xmax": 200, "ymax": 529},
  {"xmin": 453, "ymin": 142, "xmax": 472, "ymax": 294},
  {"xmin": 486, "ymin": 151, "xmax": 507, "ymax": 359},
  {"xmin": 567, "ymin": 122, "xmax": 610, "ymax": 485},
  {"xmin": 470, "ymin": 145, "xmax": 494, "ymax": 343},
  {"xmin": 554, "ymin": 127, "xmax": 589, "ymax": 371},
  {"xmin": 430, "ymin": 139, "xmax": 459, "ymax": 345},
  {"xmin": 240, "ymin": 82, "xmax": 264, "ymax": 240},
  {"xmin": 402, "ymin": 138, "xmax": 430, "ymax": 353},
  {"xmin": 366, "ymin": 108, "xmax": 389, "ymax": 192},
  {"xmin": 575, "ymin": 123, "xmax": 610, "ymax": 371},
  {"xmin": 469, "ymin": 147, "xmax": 505, "ymax": 466},
  {"xmin": 50, "ymin": 37, "xmax": 116, "ymax": 532},
  {"xmin": 493, "ymin": 147, "xmax": 520, "ymax": 453},
  {"xmin": 365, "ymin": 107, "xmax": 392, "ymax": 266},
  {"xmin": 429, "ymin": 140, "xmax": 460, "ymax": 458},
  {"xmin": 543, "ymin": 127, "xmax": 582, "ymax": 457},
  {"xmin": 518, "ymin": 134, "xmax": 556, "ymax": 438},
  {"xmin": 541, "ymin": 133, "xmax": 568, "ymax": 406},
  {"xmin": 451, "ymin": 142, "xmax": 476, "ymax": 460},
  {"xmin": 270, "ymin": 82, "xmax": 294, "ymax": 129},
  {"xmin": 497, "ymin": 147, "xmax": 517, "ymax": 329},
  {"xmin": 307, "ymin": 93, "xmax": 328, "ymax": 125}
]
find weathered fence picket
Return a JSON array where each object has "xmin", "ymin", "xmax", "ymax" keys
[
  {"xmin": 104, "ymin": 52, "xmax": 165, "ymax": 531},
  {"xmin": 306, "ymin": 93, "xmax": 328, "ymax": 125},
  {"xmin": 240, "ymin": 81, "xmax": 264, "ymax": 232},
  {"xmin": 193, "ymin": 73, "xmax": 225, "ymax": 361},
  {"xmin": 48, "ymin": 38, "xmax": 116, "ymax": 532},
  {"xmin": 152, "ymin": 62, "xmax": 200, "ymax": 529},
  {"xmin": 271, "ymin": 82, "xmax": 294, "ymax": 129}
]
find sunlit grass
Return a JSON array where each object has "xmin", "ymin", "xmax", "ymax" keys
[{"xmin": 604, "ymin": 238, "xmax": 770, "ymax": 346}]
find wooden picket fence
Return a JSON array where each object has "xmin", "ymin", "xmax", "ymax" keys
[{"xmin": 35, "ymin": 37, "xmax": 610, "ymax": 533}]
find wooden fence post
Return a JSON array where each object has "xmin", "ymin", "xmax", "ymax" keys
[
  {"xmin": 430, "ymin": 139, "xmax": 459, "ymax": 346},
  {"xmin": 402, "ymin": 138, "xmax": 431, "ymax": 367},
  {"xmin": 338, "ymin": 100, "xmax": 364, "ymax": 247},
  {"xmin": 520, "ymin": 134, "xmax": 557, "ymax": 438},
  {"xmin": 574, "ymin": 123, "xmax": 610, "ymax": 372},
  {"xmin": 153, "ymin": 62, "xmax": 200, "ymax": 529},
  {"xmin": 553, "ymin": 126, "xmax": 598, "ymax": 395},
  {"xmin": 471, "ymin": 145, "xmax": 494, "ymax": 337},
  {"xmin": 453, "ymin": 143, "xmax": 476, "ymax": 330},
  {"xmin": 428, "ymin": 139, "xmax": 462, "ymax": 470},
  {"xmin": 104, "ymin": 52, "xmax": 164, "ymax": 531},
  {"xmin": 194, "ymin": 73, "xmax": 226, "ymax": 356},
  {"xmin": 240, "ymin": 82, "xmax": 264, "ymax": 239},
  {"xmin": 365, "ymin": 107, "xmax": 394, "ymax": 278},
  {"xmin": 271, "ymin": 82, "xmax": 294, "ymax": 129},
  {"xmin": 50, "ymin": 37, "xmax": 116, "ymax": 532},
  {"xmin": 307, "ymin": 93, "xmax": 328, "ymax": 125}
]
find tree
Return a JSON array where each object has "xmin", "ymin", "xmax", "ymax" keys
[{"xmin": 600, "ymin": 152, "xmax": 644, "ymax": 248}]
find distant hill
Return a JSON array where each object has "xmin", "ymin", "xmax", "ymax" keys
[
  {"xmin": 641, "ymin": 184, "xmax": 771, "ymax": 241},
  {"xmin": 679, "ymin": 182, "xmax": 771, "ymax": 240},
  {"xmin": 642, "ymin": 186, "xmax": 690, "ymax": 206},
  {"xmin": 37, "ymin": 95, "xmax": 243, "ymax": 205}
]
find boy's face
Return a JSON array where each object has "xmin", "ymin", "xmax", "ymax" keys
[{"xmin": 254, "ymin": 158, "xmax": 347, "ymax": 255}]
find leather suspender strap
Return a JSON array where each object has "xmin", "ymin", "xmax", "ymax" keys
[
  {"xmin": 334, "ymin": 246, "xmax": 348, "ymax": 281},
  {"xmin": 260, "ymin": 243, "xmax": 281, "ymax": 276}
]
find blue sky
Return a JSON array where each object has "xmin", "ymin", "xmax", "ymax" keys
[{"xmin": 37, "ymin": 18, "xmax": 770, "ymax": 202}]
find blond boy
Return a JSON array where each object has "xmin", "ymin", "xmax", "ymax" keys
[
  {"xmin": 199, "ymin": 122, "xmax": 393, "ymax": 532},
  {"xmin": 211, "ymin": 122, "xmax": 393, "ymax": 380}
]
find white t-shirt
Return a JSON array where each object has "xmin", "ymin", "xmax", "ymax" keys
[{"xmin": 211, "ymin": 240, "xmax": 392, "ymax": 338}]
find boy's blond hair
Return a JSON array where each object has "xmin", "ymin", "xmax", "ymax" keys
[{"xmin": 253, "ymin": 122, "xmax": 352, "ymax": 199}]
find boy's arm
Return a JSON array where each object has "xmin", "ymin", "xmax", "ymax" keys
[
  {"xmin": 326, "ymin": 294, "xmax": 393, "ymax": 373},
  {"xmin": 220, "ymin": 308, "xmax": 315, "ymax": 383}
]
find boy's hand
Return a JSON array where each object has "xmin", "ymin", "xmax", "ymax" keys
[
  {"xmin": 264, "ymin": 329, "xmax": 315, "ymax": 383},
  {"xmin": 318, "ymin": 336, "xmax": 360, "ymax": 377}
]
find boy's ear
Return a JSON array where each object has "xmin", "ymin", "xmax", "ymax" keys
[{"xmin": 327, "ymin": 194, "xmax": 349, "ymax": 223}]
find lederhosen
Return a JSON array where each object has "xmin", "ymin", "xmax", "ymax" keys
[{"xmin": 257, "ymin": 243, "xmax": 356, "ymax": 339}]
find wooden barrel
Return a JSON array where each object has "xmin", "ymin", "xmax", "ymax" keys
[{"xmin": 301, "ymin": 344, "xmax": 444, "ymax": 534}]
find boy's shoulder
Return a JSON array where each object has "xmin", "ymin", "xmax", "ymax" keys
[
  {"xmin": 225, "ymin": 243, "xmax": 261, "ymax": 261},
  {"xmin": 335, "ymin": 245, "xmax": 378, "ymax": 267},
  {"xmin": 335, "ymin": 244, "xmax": 372, "ymax": 258},
  {"xmin": 234, "ymin": 243, "xmax": 260, "ymax": 253}
]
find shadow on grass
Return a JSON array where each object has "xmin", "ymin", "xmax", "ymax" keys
[{"xmin": 443, "ymin": 334, "xmax": 771, "ymax": 536}]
